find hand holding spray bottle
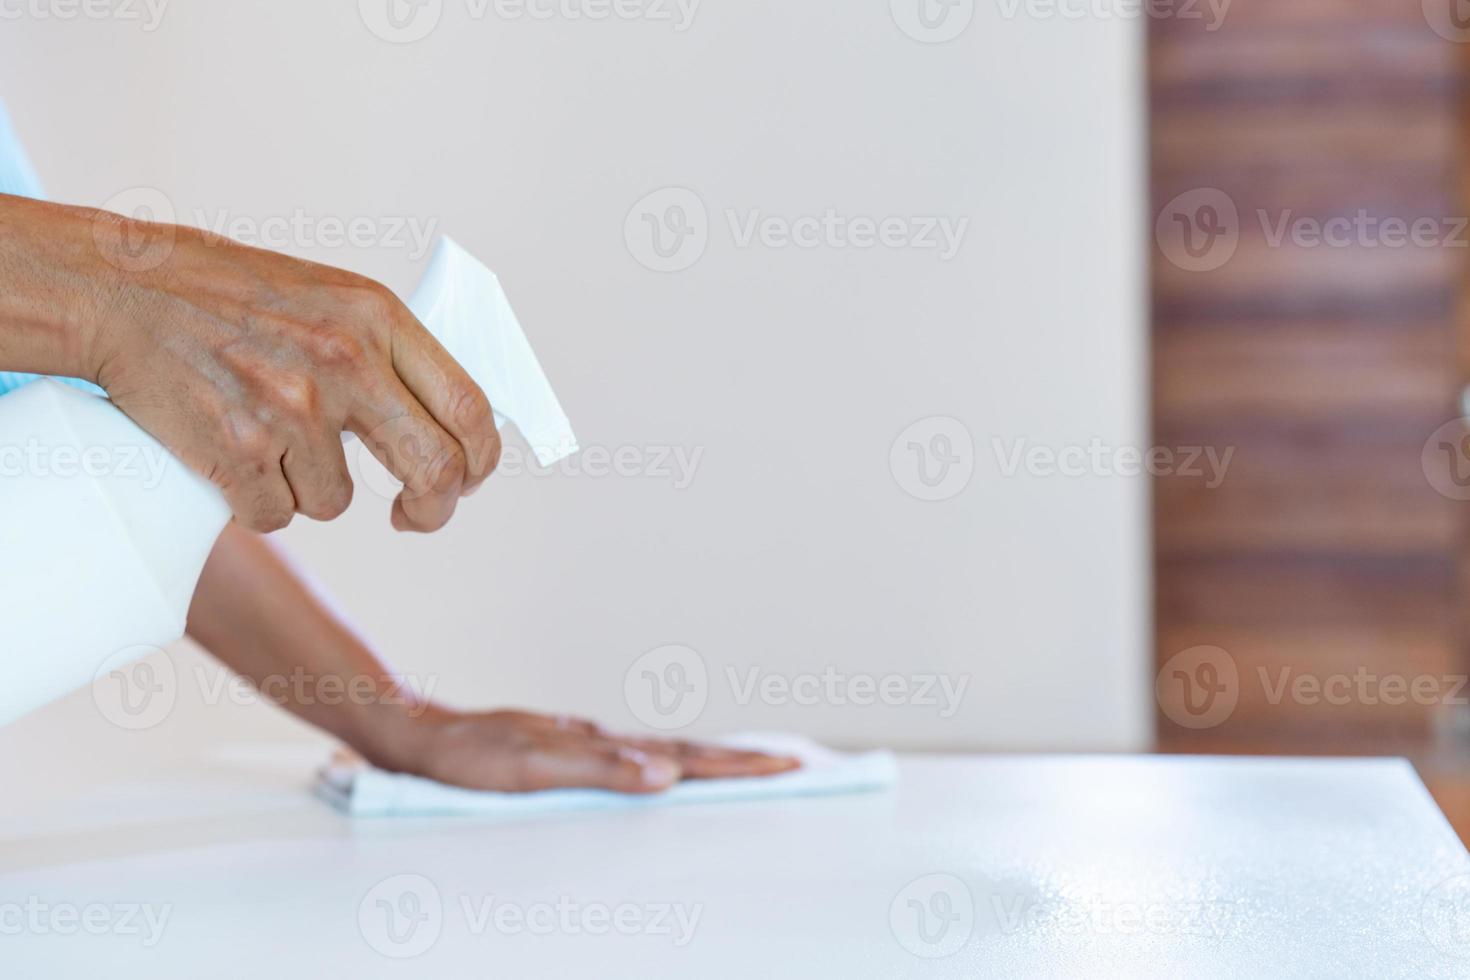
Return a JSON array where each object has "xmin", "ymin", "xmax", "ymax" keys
[{"xmin": 0, "ymin": 237, "xmax": 578, "ymax": 725}]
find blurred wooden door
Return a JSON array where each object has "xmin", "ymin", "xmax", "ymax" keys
[{"xmin": 1151, "ymin": 3, "xmax": 1465, "ymax": 749}]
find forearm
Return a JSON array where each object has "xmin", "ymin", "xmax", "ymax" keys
[
  {"xmin": 186, "ymin": 523, "xmax": 442, "ymax": 769},
  {"xmin": 0, "ymin": 193, "xmax": 108, "ymax": 378}
]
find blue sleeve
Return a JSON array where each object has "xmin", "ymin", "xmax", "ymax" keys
[{"xmin": 0, "ymin": 99, "xmax": 106, "ymax": 399}]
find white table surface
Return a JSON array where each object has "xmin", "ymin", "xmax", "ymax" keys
[{"xmin": 3, "ymin": 749, "xmax": 1470, "ymax": 979}]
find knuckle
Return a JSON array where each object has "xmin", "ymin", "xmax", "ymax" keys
[
  {"xmin": 421, "ymin": 444, "xmax": 467, "ymax": 495},
  {"xmin": 449, "ymin": 384, "xmax": 494, "ymax": 435},
  {"xmin": 267, "ymin": 373, "xmax": 321, "ymax": 420},
  {"xmin": 481, "ymin": 428, "xmax": 503, "ymax": 477},
  {"xmin": 402, "ymin": 498, "xmax": 452, "ymax": 532},
  {"xmin": 338, "ymin": 278, "xmax": 401, "ymax": 325},
  {"xmin": 305, "ymin": 327, "xmax": 367, "ymax": 373},
  {"xmin": 305, "ymin": 478, "xmax": 353, "ymax": 522},
  {"xmin": 248, "ymin": 501, "xmax": 292, "ymax": 534},
  {"xmin": 219, "ymin": 412, "xmax": 273, "ymax": 461}
]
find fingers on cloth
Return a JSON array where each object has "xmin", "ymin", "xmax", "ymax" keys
[{"xmin": 517, "ymin": 734, "xmax": 683, "ymax": 794}]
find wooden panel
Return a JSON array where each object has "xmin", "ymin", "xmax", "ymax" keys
[
  {"xmin": 1150, "ymin": 3, "xmax": 1466, "ymax": 740},
  {"xmin": 1154, "ymin": 430, "xmax": 1456, "ymax": 555},
  {"xmin": 1155, "ymin": 321, "xmax": 1453, "ymax": 422},
  {"xmin": 1152, "ymin": 33, "xmax": 1456, "ymax": 99},
  {"xmin": 1157, "ymin": 554, "xmax": 1455, "ymax": 627},
  {"xmin": 1152, "ymin": 1, "xmax": 1448, "ymax": 34}
]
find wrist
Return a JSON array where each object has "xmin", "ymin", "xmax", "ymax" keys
[
  {"xmin": 0, "ymin": 195, "xmax": 122, "ymax": 384},
  {"xmin": 346, "ymin": 695, "xmax": 458, "ymax": 775}
]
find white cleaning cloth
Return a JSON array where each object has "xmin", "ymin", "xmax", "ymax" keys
[{"xmin": 315, "ymin": 734, "xmax": 897, "ymax": 817}]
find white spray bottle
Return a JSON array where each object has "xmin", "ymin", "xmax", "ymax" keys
[{"xmin": 0, "ymin": 238, "xmax": 577, "ymax": 725}]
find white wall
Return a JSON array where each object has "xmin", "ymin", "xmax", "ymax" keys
[{"xmin": 0, "ymin": 0, "xmax": 1149, "ymax": 759}]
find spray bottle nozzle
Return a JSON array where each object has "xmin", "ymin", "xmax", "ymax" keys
[{"xmin": 406, "ymin": 238, "xmax": 579, "ymax": 467}]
